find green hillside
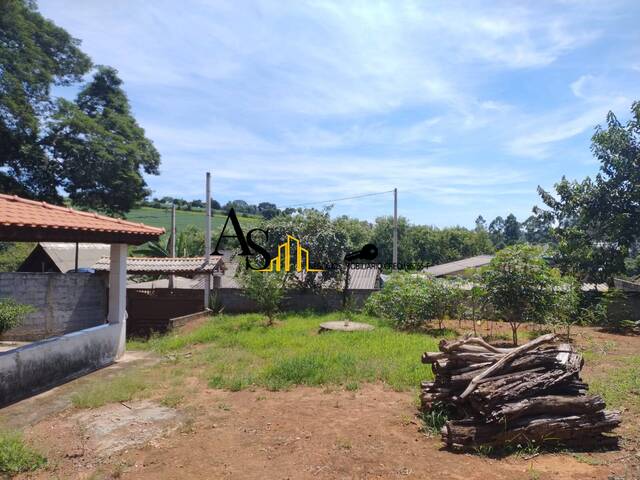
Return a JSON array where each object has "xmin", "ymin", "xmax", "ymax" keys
[{"xmin": 126, "ymin": 207, "xmax": 260, "ymax": 235}]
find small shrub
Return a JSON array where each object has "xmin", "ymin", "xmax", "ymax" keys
[
  {"xmin": 0, "ymin": 430, "xmax": 46, "ymax": 474},
  {"xmin": 0, "ymin": 298, "xmax": 35, "ymax": 336},
  {"xmin": 238, "ymin": 269, "xmax": 286, "ymax": 325}
]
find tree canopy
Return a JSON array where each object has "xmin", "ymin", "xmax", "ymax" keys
[
  {"xmin": 537, "ymin": 101, "xmax": 640, "ymax": 282},
  {"xmin": 0, "ymin": 0, "xmax": 159, "ymax": 214}
]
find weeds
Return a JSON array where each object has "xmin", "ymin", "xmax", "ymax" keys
[
  {"xmin": 71, "ymin": 371, "xmax": 148, "ymax": 408},
  {"xmin": 0, "ymin": 430, "xmax": 46, "ymax": 474},
  {"xmin": 419, "ymin": 402, "xmax": 450, "ymax": 435},
  {"xmin": 133, "ymin": 313, "xmax": 440, "ymax": 392}
]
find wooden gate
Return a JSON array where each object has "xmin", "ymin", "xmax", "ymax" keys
[{"xmin": 126, "ymin": 288, "xmax": 203, "ymax": 335}]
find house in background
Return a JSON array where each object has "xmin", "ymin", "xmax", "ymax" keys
[
  {"xmin": 422, "ymin": 255, "xmax": 494, "ymax": 277},
  {"xmin": 18, "ymin": 242, "xmax": 110, "ymax": 273}
]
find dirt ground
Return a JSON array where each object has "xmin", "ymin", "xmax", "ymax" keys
[{"xmin": 6, "ymin": 323, "xmax": 640, "ymax": 480}]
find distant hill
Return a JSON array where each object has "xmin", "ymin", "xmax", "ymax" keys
[{"xmin": 126, "ymin": 206, "xmax": 260, "ymax": 235}]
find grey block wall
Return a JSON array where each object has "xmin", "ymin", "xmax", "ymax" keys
[{"xmin": 0, "ymin": 273, "xmax": 107, "ymax": 341}]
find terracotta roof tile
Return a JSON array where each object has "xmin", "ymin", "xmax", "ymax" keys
[
  {"xmin": 0, "ymin": 194, "xmax": 164, "ymax": 243},
  {"xmin": 93, "ymin": 256, "xmax": 223, "ymax": 274}
]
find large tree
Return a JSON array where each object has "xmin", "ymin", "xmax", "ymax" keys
[
  {"xmin": 538, "ymin": 101, "xmax": 640, "ymax": 282},
  {"xmin": 0, "ymin": 0, "xmax": 91, "ymax": 201},
  {"xmin": 1, "ymin": 1, "xmax": 160, "ymax": 214},
  {"xmin": 46, "ymin": 66, "xmax": 160, "ymax": 214}
]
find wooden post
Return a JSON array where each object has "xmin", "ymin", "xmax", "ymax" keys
[
  {"xmin": 204, "ymin": 172, "xmax": 211, "ymax": 310},
  {"xmin": 108, "ymin": 244, "xmax": 128, "ymax": 358},
  {"xmin": 393, "ymin": 187, "xmax": 398, "ymax": 272}
]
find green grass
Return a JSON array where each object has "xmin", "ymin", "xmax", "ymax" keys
[
  {"xmin": 71, "ymin": 371, "xmax": 149, "ymax": 408},
  {"xmin": 589, "ymin": 355, "xmax": 640, "ymax": 411},
  {"xmin": 130, "ymin": 313, "xmax": 450, "ymax": 391},
  {"xmin": 0, "ymin": 430, "xmax": 46, "ymax": 475},
  {"xmin": 126, "ymin": 206, "xmax": 259, "ymax": 235}
]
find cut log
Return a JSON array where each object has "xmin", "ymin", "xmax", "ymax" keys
[{"xmin": 442, "ymin": 410, "xmax": 621, "ymax": 449}]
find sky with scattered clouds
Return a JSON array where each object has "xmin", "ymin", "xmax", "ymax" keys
[{"xmin": 39, "ymin": 0, "xmax": 640, "ymax": 227}]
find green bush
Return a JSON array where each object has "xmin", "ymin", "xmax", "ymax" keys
[
  {"xmin": 365, "ymin": 273, "xmax": 431, "ymax": 329},
  {"xmin": 0, "ymin": 298, "xmax": 35, "ymax": 336},
  {"xmin": 365, "ymin": 273, "xmax": 465, "ymax": 330}
]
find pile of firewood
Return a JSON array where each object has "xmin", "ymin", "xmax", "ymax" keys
[{"xmin": 420, "ymin": 333, "xmax": 620, "ymax": 450}]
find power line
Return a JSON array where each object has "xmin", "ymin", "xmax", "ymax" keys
[{"xmin": 279, "ymin": 189, "xmax": 394, "ymax": 209}]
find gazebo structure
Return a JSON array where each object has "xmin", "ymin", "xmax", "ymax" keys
[{"xmin": 0, "ymin": 194, "xmax": 164, "ymax": 406}]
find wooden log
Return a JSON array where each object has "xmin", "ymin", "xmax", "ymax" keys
[
  {"xmin": 440, "ymin": 337, "xmax": 513, "ymax": 354},
  {"xmin": 469, "ymin": 368, "xmax": 582, "ymax": 412},
  {"xmin": 421, "ymin": 352, "xmax": 447, "ymax": 364},
  {"xmin": 441, "ymin": 410, "xmax": 621, "ymax": 449},
  {"xmin": 488, "ymin": 395, "xmax": 606, "ymax": 423}
]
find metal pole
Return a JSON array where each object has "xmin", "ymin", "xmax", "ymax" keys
[
  {"xmin": 168, "ymin": 203, "xmax": 176, "ymax": 288},
  {"xmin": 204, "ymin": 172, "xmax": 211, "ymax": 309},
  {"xmin": 393, "ymin": 188, "xmax": 398, "ymax": 272},
  {"xmin": 74, "ymin": 242, "xmax": 79, "ymax": 272}
]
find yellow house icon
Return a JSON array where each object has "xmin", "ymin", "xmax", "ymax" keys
[{"xmin": 259, "ymin": 235, "xmax": 323, "ymax": 272}]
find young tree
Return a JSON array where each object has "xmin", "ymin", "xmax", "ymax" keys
[
  {"xmin": 46, "ymin": 66, "xmax": 160, "ymax": 215},
  {"xmin": 552, "ymin": 277, "xmax": 581, "ymax": 339},
  {"xmin": 481, "ymin": 244, "xmax": 558, "ymax": 345},
  {"xmin": 238, "ymin": 269, "xmax": 286, "ymax": 326}
]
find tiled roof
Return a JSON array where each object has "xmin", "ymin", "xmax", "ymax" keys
[
  {"xmin": 423, "ymin": 255, "xmax": 494, "ymax": 277},
  {"xmin": 344, "ymin": 266, "xmax": 380, "ymax": 290},
  {"xmin": 0, "ymin": 194, "xmax": 164, "ymax": 244},
  {"xmin": 93, "ymin": 256, "xmax": 224, "ymax": 274},
  {"xmin": 39, "ymin": 242, "xmax": 111, "ymax": 272}
]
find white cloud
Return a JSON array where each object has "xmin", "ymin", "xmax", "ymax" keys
[{"xmin": 37, "ymin": 0, "xmax": 640, "ymax": 225}]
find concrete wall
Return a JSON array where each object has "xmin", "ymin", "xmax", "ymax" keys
[
  {"xmin": 213, "ymin": 288, "xmax": 375, "ymax": 314},
  {"xmin": 0, "ymin": 323, "xmax": 120, "ymax": 407},
  {"xmin": 0, "ymin": 273, "xmax": 107, "ymax": 341}
]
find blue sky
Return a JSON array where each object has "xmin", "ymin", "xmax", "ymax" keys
[{"xmin": 39, "ymin": 0, "xmax": 640, "ymax": 227}]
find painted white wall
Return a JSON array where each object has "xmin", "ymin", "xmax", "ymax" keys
[{"xmin": 108, "ymin": 244, "xmax": 128, "ymax": 358}]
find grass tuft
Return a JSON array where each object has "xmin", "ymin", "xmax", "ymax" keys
[
  {"xmin": 419, "ymin": 402, "xmax": 450, "ymax": 435},
  {"xmin": 0, "ymin": 430, "xmax": 46, "ymax": 474},
  {"xmin": 71, "ymin": 372, "xmax": 148, "ymax": 408}
]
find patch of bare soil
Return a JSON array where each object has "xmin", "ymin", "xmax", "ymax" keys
[
  {"xmin": 18, "ymin": 383, "xmax": 637, "ymax": 480},
  {"xmin": 11, "ymin": 324, "xmax": 640, "ymax": 480}
]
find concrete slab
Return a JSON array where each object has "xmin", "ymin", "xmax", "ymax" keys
[{"xmin": 319, "ymin": 321, "xmax": 375, "ymax": 332}]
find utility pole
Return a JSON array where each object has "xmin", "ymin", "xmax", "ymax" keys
[
  {"xmin": 168, "ymin": 203, "xmax": 176, "ymax": 288},
  {"xmin": 204, "ymin": 172, "xmax": 211, "ymax": 310},
  {"xmin": 393, "ymin": 188, "xmax": 398, "ymax": 272}
]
